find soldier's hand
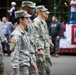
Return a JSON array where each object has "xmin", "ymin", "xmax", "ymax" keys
[
  {"xmin": 50, "ymin": 43, "xmax": 54, "ymax": 48},
  {"xmin": 38, "ymin": 50, "xmax": 44, "ymax": 55},
  {"xmin": 35, "ymin": 51, "xmax": 39, "ymax": 56},
  {"xmin": 33, "ymin": 66, "xmax": 38, "ymax": 70}
]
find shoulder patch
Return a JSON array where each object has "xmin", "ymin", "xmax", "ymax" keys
[
  {"xmin": 10, "ymin": 38, "xmax": 16, "ymax": 43},
  {"xmin": 10, "ymin": 42, "xmax": 16, "ymax": 52}
]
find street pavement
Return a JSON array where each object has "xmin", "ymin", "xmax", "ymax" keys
[{"xmin": 3, "ymin": 55, "xmax": 76, "ymax": 75}]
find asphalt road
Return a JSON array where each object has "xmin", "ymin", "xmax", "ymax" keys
[{"xmin": 3, "ymin": 55, "xmax": 76, "ymax": 75}]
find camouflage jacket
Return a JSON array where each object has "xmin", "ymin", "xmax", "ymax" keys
[
  {"xmin": 10, "ymin": 27, "xmax": 32, "ymax": 74},
  {"xmin": 33, "ymin": 17, "xmax": 52, "ymax": 51}
]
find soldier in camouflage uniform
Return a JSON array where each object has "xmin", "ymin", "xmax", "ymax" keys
[
  {"xmin": 33, "ymin": 5, "xmax": 54, "ymax": 75},
  {"xmin": 44, "ymin": 11, "xmax": 54, "ymax": 75},
  {"xmin": 0, "ymin": 22, "xmax": 7, "ymax": 75},
  {"xmin": 21, "ymin": 1, "xmax": 39, "ymax": 75},
  {"xmin": 10, "ymin": 10, "xmax": 33, "ymax": 75}
]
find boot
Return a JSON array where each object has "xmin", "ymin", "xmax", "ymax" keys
[{"xmin": 0, "ymin": 71, "xmax": 7, "ymax": 75}]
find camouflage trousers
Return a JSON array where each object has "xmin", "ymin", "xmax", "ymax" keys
[
  {"xmin": 11, "ymin": 66, "xmax": 30, "ymax": 75},
  {"xmin": 36, "ymin": 55, "xmax": 46, "ymax": 75},
  {"xmin": 30, "ymin": 54, "xmax": 39, "ymax": 75},
  {"xmin": 45, "ymin": 58, "xmax": 52, "ymax": 73},
  {"xmin": 0, "ymin": 43, "xmax": 4, "ymax": 72},
  {"xmin": 20, "ymin": 66, "xmax": 29, "ymax": 75},
  {"xmin": 45, "ymin": 47, "xmax": 52, "ymax": 74}
]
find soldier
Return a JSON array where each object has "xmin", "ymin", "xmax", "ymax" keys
[
  {"xmin": 33, "ymin": 5, "xmax": 54, "ymax": 75},
  {"xmin": 0, "ymin": 22, "xmax": 7, "ymax": 75},
  {"xmin": 10, "ymin": 10, "xmax": 34, "ymax": 75},
  {"xmin": 44, "ymin": 11, "xmax": 54, "ymax": 75},
  {"xmin": 21, "ymin": 1, "xmax": 39, "ymax": 75}
]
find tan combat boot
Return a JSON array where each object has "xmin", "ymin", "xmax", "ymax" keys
[{"xmin": 0, "ymin": 72, "xmax": 7, "ymax": 75}]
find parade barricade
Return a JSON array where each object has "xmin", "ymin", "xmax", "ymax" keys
[{"xmin": 60, "ymin": 22, "xmax": 76, "ymax": 53}]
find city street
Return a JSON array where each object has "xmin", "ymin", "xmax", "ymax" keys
[{"xmin": 3, "ymin": 55, "xmax": 76, "ymax": 75}]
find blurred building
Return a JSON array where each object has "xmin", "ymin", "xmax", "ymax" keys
[{"xmin": 0, "ymin": 0, "xmax": 70, "ymax": 22}]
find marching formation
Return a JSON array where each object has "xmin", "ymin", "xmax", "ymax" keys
[{"xmin": 0, "ymin": 1, "xmax": 62, "ymax": 75}]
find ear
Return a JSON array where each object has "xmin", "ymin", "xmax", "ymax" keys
[{"xmin": 19, "ymin": 18, "xmax": 23, "ymax": 23}]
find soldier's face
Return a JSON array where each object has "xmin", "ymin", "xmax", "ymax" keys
[
  {"xmin": 21, "ymin": 18, "xmax": 30, "ymax": 27},
  {"xmin": 40, "ymin": 11, "xmax": 46, "ymax": 18},
  {"xmin": 27, "ymin": 7, "xmax": 34, "ymax": 15},
  {"xmin": 23, "ymin": 7, "xmax": 34, "ymax": 15},
  {"xmin": 45, "ymin": 13, "xmax": 49, "ymax": 19}
]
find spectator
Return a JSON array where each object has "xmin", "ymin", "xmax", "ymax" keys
[
  {"xmin": 49, "ymin": 16, "xmax": 62, "ymax": 57},
  {"xmin": 1, "ymin": 17, "xmax": 14, "ymax": 56},
  {"xmin": 7, "ymin": 2, "xmax": 17, "ymax": 24},
  {"xmin": 70, "ymin": 0, "xmax": 76, "ymax": 22}
]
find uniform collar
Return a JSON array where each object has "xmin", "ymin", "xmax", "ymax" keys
[
  {"xmin": 38, "ymin": 17, "xmax": 46, "ymax": 25},
  {"xmin": 17, "ymin": 27, "xmax": 25, "ymax": 35}
]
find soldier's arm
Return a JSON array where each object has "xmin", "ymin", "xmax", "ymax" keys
[
  {"xmin": 33, "ymin": 21, "xmax": 44, "ymax": 51},
  {"xmin": 0, "ymin": 22, "xmax": 7, "ymax": 42},
  {"xmin": 10, "ymin": 35, "xmax": 20, "ymax": 74}
]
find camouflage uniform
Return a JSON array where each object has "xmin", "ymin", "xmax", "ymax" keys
[
  {"xmin": 25, "ymin": 19, "xmax": 39, "ymax": 75},
  {"xmin": 10, "ymin": 27, "xmax": 31, "ymax": 75},
  {"xmin": 0, "ymin": 22, "xmax": 7, "ymax": 73},
  {"xmin": 10, "ymin": 10, "xmax": 32, "ymax": 75},
  {"xmin": 43, "ymin": 21, "xmax": 52, "ymax": 73},
  {"xmin": 33, "ymin": 16, "xmax": 52, "ymax": 75},
  {"xmin": 33, "ymin": 17, "xmax": 46, "ymax": 75},
  {"xmin": 22, "ymin": 1, "xmax": 39, "ymax": 75}
]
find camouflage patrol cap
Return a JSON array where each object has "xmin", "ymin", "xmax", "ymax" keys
[
  {"xmin": 22, "ymin": 1, "xmax": 36, "ymax": 8},
  {"xmin": 36, "ymin": 5, "xmax": 48, "ymax": 12},
  {"xmin": 15, "ymin": 10, "xmax": 31, "ymax": 18},
  {"xmin": 46, "ymin": 11, "xmax": 50, "ymax": 14}
]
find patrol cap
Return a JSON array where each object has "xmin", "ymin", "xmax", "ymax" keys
[
  {"xmin": 46, "ymin": 11, "xmax": 50, "ymax": 14},
  {"xmin": 11, "ymin": 2, "xmax": 16, "ymax": 5},
  {"xmin": 15, "ymin": 10, "xmax": 31, "ymax": 18},
  {"xmin": 36, "ymin": 5, "xmax": 48, "ymax": 12},
  {"xmin": 22, "ymin": 1, "xmax": 36, "ymax": 8}
]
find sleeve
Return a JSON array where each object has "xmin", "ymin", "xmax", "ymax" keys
[
  {"xmin": 11, "ymin": 35, "xmax": 20, "ymax": 74},
  {"xmin": 0, "ymin": 23, "xmax": 7, "ymax": 42},
  {"xmin": 33, "ymin": 21, "xmax": 44, "ymax": 50},
  {"xmin": 10, "ymin": 22, "xmax": 14, "ymax": 32},
  {"xmin": 58, "ymin": 22, "xmax": 62, "ymax": 36}
]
